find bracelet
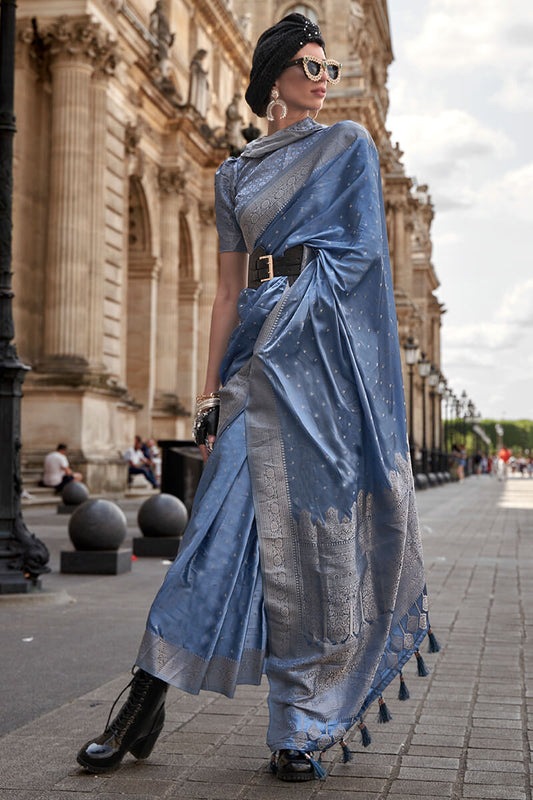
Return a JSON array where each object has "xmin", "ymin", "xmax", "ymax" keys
[
  {"xmin": 196, "ymin": 392, "xmax": 220, "ymax": 404},
  {"xmin": 195, "ymin": 396, "xmax": 220, "ymax": 415}
]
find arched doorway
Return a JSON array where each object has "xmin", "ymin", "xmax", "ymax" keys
[
  {"xmin": 177, "ymin": 211, "xmax": 200, "ymax": 420},
  {"xmin": 126, "ymin": 177, "xmax": 159, "ymax": 437}
]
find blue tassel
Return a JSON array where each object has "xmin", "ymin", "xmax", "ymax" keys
[
  {"xmin": 378, "ymin": 695, "xmax": 392, "ymax": 723},
  {"xmin": 269, "ymin": 753, "xmax": 277, "ymax": 774},
  {"xmin": 358, "ymin": 722, "xmax": 372, "ymax": 747},
  {"xmin": 427, "ymin": 627, "xmax": 441, "ymax": 653},
  {"xmin": 415, "ymin": 649, "xmax": 429, "ymax": 676},
  {"xmin": 398, "ymin": 672, "xmax": 410, "ymax": 701},
  {"xmin": 304, "ymin": 753, "xmax": 327, "ymax": 780},
  {"xmin": 340, "ymin": 740, "xmax": 353, "ymax": 763}
]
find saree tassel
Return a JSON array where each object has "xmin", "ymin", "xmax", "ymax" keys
[
  {"xmin": 427, "ymin": 627, "xmax": 441, "ymax": 653},
  {"xmin": 378, "ymin": 695, "xmax": 392, "ymax": 723},
  {"xmin": 398, "ymin": 672, "xmax": 410, "ymax": 701},
  {"xmin": 358, "ymin": 721, "xmax": 372, "ymax": 747},
  {"xmin": 269, "ymin": 753, "xmax": 277, "ymax": 774},
  {"xmin": 340, "ymin": 740, "xmax": 353, "ymax": 763},
  {"xmin": 415, "ymin": 649, "xmax": 429, "ymax": 676},
  {"xmin": 304, "ymin": 752, "xmax": 327, "ymax": 780}
]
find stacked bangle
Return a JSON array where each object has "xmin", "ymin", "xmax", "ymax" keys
[{"xmin": 195, "ymin": 393, "xmax": 220, "ymax": 416}]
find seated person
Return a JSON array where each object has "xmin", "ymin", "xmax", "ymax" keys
[
  {"xmin": 145, "ymin": 437, "xmax": 162, "ymax": 483},
  {"xmin": 123, "ymin": 438, "xmax": 158, "ymax": 488},
  {"xmin": 43, "ymin": 444, "xmax": 83, "ymax": 493}
]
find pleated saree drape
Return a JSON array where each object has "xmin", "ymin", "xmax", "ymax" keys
[{"xmin": 137, "ymin": 117, "xmax": 430, "ymax": 754}]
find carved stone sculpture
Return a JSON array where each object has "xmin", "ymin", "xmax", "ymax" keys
[
  {"xmin": 149, "ymin": 0, "xmax": 175, "ymax": 77},
  {"xmin": 188, "ymin": 49, "xmax": 209, "ymax": 118},
  {"xmin": 225, "ymin": 93, "xmax": 243, "ymax": 152}
]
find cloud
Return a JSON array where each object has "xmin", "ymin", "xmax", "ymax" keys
[
  {"xmin": 390, "ymin": 109, "xmax": 513, "ymax": 164},
  {"xmin": 443, "ymin": 323, "xmax": 514, "ymax": 354},
  {"xmin": 388, "ymin": 1, "xmax": 533, "ymax": 418},
  {"xmin": 442, "ymin": 280, "xmax": 533, "ymax": 382},
  {"xmin": 479, "ymin": 162, "xmax": 533, "ymax": 222},
  {"xmin": 399, "ymin": 1, "xmax": 533, "ymax": 112},
  {"xmin": 432, "ymin": 231, "xmax": 460, "ymax": 246},
  {"xmin": 495, "ymin": 279, "xmax": 533, "ymax": 326},
  {"xmin": 387, "ymin": 108, "xmax": 514, "ymax": 214},
  {"xmin": 502, "ymin": 22, "xmax": 533, "ymax": 48},
  {"xmin": 404, "ymin": 0, "xmax": 533, "ymax": 70},
  {"xmin": 491, "ymin": 66, "xmax": 533, "ymax": 112}
]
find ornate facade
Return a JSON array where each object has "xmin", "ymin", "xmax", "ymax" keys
[{"xmin": 14, "ymin": 0, "xmax": 443, "ymax": 490}]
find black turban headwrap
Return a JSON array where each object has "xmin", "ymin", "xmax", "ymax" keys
[{"xmin": 245, "ymin": 13, "xmax": 326, "ymax": 117}]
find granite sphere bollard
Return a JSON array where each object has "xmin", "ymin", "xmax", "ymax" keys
[
  {"xmin": 62, "ymin": 481, "xmax": 89, "ymax": 506},
  {"xmin": 134, "ymin": 494, "xmax": 188, "ymax": 558},
  {"xmin": 137, "ymin": 493, "xmax": 188, "ymax": 538},
  {"xmin": 68, "ymin": 499, "xmax": 127, "ymax": 551}
]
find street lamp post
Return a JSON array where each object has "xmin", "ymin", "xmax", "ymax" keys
[
  {"xmin": 467, "ymin": 400, "xmax": 475, "ymax": 456},
  {"xmin": 417, "ymin": 353, "xmax": 431, "ymax": 475},
  {"xmin": 437, "ymin": 376, "xmax": 446, "ymax": 471},
  {"xmin": 404, "ymin": 337, "xmax": 419, "ymax": 476},
  {"xmin": 0, "ymin": 0, "xmax": 50, "ymax": 591},
  {"xmin": 444, "ymin": 386, "xmax": 452, "ymax": 462},
  {"xmin": 454, "ymin": 396, "xmax": 461, "ymax": 449},
  {"xmin": 461, "ymin": 390, "xmax": 468, "ymax": 450},
  {"xmin": 427, "ymin": 366, "xmax": 439, "ymax": 474},
  {"xmin": 435, "ymin": 373, "xmax": 446, "ymax": 472}
]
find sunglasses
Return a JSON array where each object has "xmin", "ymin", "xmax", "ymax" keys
[{"xmin": 284, "ymin": 55, "xmax": 342, "ymax": 84}]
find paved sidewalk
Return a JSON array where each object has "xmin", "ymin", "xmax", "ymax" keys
[{"xmin": 1, "ymin": 476, "xmax": 532, "ymax": 800}]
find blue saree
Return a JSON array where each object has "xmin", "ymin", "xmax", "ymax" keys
[{"xmin": 137, "ymin": 117, "xmax": 429, "ymax": 755}]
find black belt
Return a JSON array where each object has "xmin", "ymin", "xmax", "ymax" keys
[{"xmin": 248, "ymin": 244, "xmax": 313, "ymax": 289}]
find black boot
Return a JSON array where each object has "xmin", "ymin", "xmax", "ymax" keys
[
  {"xmin": 77, "ymin": 668, "xmax": 168, "ymax": 774},
  {"xmin": 276, "ymin": 749, "xmax": 315, "ymax": 781}
]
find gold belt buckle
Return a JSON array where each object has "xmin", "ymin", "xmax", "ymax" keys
[{"xmin": 259, "ymin": 254, "xmax": 274, "ymax": 282}]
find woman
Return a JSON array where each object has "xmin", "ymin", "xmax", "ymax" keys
[{"xmin": 77, "ymin": 13, "xmax": 433, "ymax": 782}]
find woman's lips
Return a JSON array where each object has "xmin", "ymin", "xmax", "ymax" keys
[{"xmin": 312, "ymin": 89, "xmax": 326, "ymax": 97}]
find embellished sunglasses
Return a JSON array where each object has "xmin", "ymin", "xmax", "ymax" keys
[{"xmin": 284, "ymin": 55, "xmax": 342, "ymax": 84}]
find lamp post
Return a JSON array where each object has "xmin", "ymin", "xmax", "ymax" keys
[
  {"xmin": 444, "ymin": 387, "xmax": 452, "ymax": 458},
  {"xmin": 404, "ymin": 337, "xmax": 419, "ymax": 476},
  {"xmin": 427, "ymin": 366, "xmax": 439, "ymax": 474},
  {"xmin": 467, "ymin": 399, "xmax": 475, "ymax": 456},
  {"xmin": 417, "ymin": 353, "xmax": 431, "ymax": 475},
  {"xmin": 437, "ymin": 376, "xmax": 446, "ymax": 471},
  {"xmin": 454, "ymin": 395, "xmax": 461, "ymax": 449},
  {"xmin": 0, "ymin": 0, "xmax": 50, "ymax": 591},
  {"xmin": 461, "ymin": 390, "xmax": 468, "ymax": 449}
]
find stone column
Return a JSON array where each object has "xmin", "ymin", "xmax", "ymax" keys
[
  {"xmin": 87, "ymin": 42, "xmax": 118, "ymax": 370},
  {"xmin": 393, "ymin": 200, "xmax": 410, "ymax": 297},
  {"xmin": 41, "ymin": 17, "xmax": 116, "ymax": 372},
  {"xmin": 155, "ymin": 167, "xmax": 185, "ymax": 408},
  {"xmin": 196, "ymin": 202, "xmax": 218, "ymax": 393},
  {"xmin": 127, "ymin": 255, "xmax": 160, "ymax": 435},
  {"xmin": 178, "ymin": 276, "xmax": 201, "ymax": 417}
]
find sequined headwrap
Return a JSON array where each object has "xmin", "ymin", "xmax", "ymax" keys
[{"xmin": 245, "ymin": 13, "xmax": 325, "ymax": 117}]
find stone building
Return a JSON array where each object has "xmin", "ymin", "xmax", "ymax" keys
[{"xmin": 14, "ymin": 0, "xmax": 443, "ymax": 490}]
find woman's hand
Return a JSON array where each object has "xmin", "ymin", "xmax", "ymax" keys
[
  {"xmin": 197, "ymin": 251, "xmax": 248, "ymax": 463},
  {"xmin": 193, "ymin": 401, "xmax": 220, "ymax": 463}
]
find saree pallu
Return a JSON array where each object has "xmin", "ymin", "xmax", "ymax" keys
[{"xmin": 137, "ymin": 119, "xmax": 429, "ymax": 754}]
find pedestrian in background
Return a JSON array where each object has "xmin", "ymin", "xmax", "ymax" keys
[
  {"xmin": 42, "ymin": 444, "xmax": 83, "ymax": 493},
  {"xmin": 497, "ymin": 445, "xmax": 511, "ymax": 481}
]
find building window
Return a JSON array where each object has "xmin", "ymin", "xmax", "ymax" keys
[{"xmin": 284, "ymin": 5, "xmax": 318, "ymax": 24}]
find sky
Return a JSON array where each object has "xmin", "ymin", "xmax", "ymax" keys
[{"xmin": 387, "ymin": 0, "xmax": 533, "ymax": 420}]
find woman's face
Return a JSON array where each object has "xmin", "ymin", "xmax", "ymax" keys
[{"xmin": 274, "ymin": 42, "xmax": 328, "ymax": 117}]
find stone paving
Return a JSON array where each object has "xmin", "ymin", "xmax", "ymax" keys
[{"xmin": 1, "ymin": 475, "xmax": 532, "ymax": 800}]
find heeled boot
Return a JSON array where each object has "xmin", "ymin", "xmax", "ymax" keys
[
  {"xmin": 276, "ymin": 749, "xmax": 315, "ymax": 781},
  {"xmin": 77, "ymin": 668, "xmax": 168, "ymax": 774}
]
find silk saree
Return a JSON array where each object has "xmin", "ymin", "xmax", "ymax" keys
[{"xmin": 137, "ymin": 117, "xmax": 430, "ymax": 754}]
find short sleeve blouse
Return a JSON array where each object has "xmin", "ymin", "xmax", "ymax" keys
[{"xmin": 214, "ymin": 159, "xmax": 247, "ymax": 253}]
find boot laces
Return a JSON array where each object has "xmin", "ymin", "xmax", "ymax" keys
[{"xmin": 105, "ymin": 669, "xmax": 153, "ymax": 740}]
